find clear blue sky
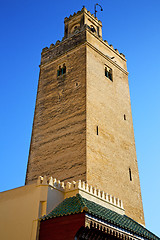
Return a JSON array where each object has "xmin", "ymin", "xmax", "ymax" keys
[{"xmin": 0, "ymin": 0, "xmax": 160, "ymax": 237}]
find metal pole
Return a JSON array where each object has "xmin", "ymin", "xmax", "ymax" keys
[{"xmin": 94, "ymin": 3, "xmax": 103, "ymax": 18}]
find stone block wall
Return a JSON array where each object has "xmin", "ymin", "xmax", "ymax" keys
[
  {"xmin": 86, "ymin": 41, "xmax": 144, "ymax": 225},
  {"xmin": 26, "ymin": 33, "xmax": 87, "ymax": 184}
]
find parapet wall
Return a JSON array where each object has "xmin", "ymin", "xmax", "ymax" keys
[
  {"xmin": 41, "ymin": 27, "xmax": 86, "ymax": 65},
  {"xmin": 37, "ymin": 176, "xmax": 125, "ymax": 215}
]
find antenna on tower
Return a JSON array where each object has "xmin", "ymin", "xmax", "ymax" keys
[{"xmin": 94, "ymin": 3, "xmax": 103, "ymax": 18}]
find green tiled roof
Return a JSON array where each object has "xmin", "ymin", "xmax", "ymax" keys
[{"xmin": 41, "ymin": 194, "xmax": 159, "ymax": 240}]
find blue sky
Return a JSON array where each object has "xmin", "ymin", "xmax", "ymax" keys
[{"xmin": 0, "ymin": 0, "xmax": 160, "ymax": 237}]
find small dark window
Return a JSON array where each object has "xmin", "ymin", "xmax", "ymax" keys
[
  {"xmin": 129, "ymin": 168, "xmax": 132, "ymax": 181},
  {"xmin": 57, "ymin": 66, "xmax": 62, "ymax": 77},
  {"xmin": 105, "ymin": 66, "xmax": 112, "ymax": 81},
  {"xmin": 97, "ymin": 26, "xmax": 100, "ymax": 36},
  {"xmin": 124, "ymin": 114, "xmax": 126, "ymax": 120},
  {"xmin": 90, "ymin": 25, "xmax": 96, "ymax": 33},
  {"xmin": 96, "ymin": 126, "xmax": 99, "ymax": 135},
  {"xmin": 62, "ymin": 64, "xmax": 66, "ymax": 74},
  {"xmin": 65, "ymin": 26, "xmax": 68, "ymax": 36},
  {"xmin": 57, "ymin": 64, "xmax": 66, "ymax": 77}
]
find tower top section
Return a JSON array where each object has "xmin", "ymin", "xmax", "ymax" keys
[{"xmin": 64, "ymin": 6, "xmax": 102, "ymax": 39}]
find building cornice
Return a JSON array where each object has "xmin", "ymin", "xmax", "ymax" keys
[
  {"xmin": 86, "ymin": 41, "xmax": 128, "ymax": 75},
  {"xmin": 85, "ymin": 214, "xmax": 143, "ymax": 240}
]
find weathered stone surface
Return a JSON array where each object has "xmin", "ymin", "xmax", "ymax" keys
[
  {"xmin": 26, "ymin": 42, "xmax": 86, "ymax": 184},
  {"xmin": 86, "ymin": 35, "xmax": 144, "ymax": 224}
]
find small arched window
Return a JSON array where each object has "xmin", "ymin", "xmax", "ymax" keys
[
  {"xmin": 70, "ymin": 24, "xmax": 80, "ymax": 33},
  {"xmin": 57, "ymin": 64, "xmax": 66, "ymax": 77},
  {"xmin": 90, "ymin": 25, "xmax": 96, "ymax": 33}
]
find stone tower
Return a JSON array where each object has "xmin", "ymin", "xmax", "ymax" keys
[{"xmin": 25, "ymin": 7, "xmax": 145, "ymax": 225}]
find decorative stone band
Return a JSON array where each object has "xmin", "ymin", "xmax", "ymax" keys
[{"xmin": 37, "ymin": 176, "xmax": 125, "ymax": 215}]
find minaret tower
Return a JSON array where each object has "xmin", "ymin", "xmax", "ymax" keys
[{"xmin": 25, "ymin": 7, "xmax": 145, "ymax": 225}]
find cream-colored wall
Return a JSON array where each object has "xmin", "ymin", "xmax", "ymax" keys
[
  {"xmin": 0, "ymin": 183, "xmax": 64, "ymax": 240},
  {"xmin": 47, "ymin": 186, "xmax": 64, "ymax": 214},
  {"xmin": 86, "ymin": 35, "xmax": 145, "ymax": 225},
  {"xmin": 0, "ymin": 184, "xmax": 40, "ymax": 240}
]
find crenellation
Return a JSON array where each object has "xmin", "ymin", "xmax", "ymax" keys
[
  {"xmin": 105, "ymin": 193, "xmax": 109, "ymax": 202},
  {"xmin": 104, "ymin": 40, "xmax": 108, "ymax": 44},
  {"xmin": 86, "ymin": 183, "xmax": 89, "ymax": 192},
  {"xmin": 64, "ymin": 6, "xmax": 85, "ymax": 23},
  {"xmin": 55, "ymin": 40, "xmax": 60, "ymax": 45},
  {"xmin": 66, "ymin": 182, "xmax": 71, "ymax": 190},
  {"xmin": 78, "ymin": 179, "xmax": 82, "ymax": 188},
  {"xmin": 93, "ymin": 187, "xmax": 97, "ymax": 196},
  {"xmin": 36, "ymin": 176, "xmax": 125, "ymax": 212},
  {"xmin": 43, "ymin": 175, "xmax": 48, "ymax": 184},
  {"xmin": 89, "ymin": 185, "xmax": 93, "ymax": 194},
  {"xmin": 41, "ymin": 31, "xmax": 126, "ymax": 66},
  {"xmin": 37, "ymin": 176, "xmax": 42, "ymax": 185},
  {"xmin": 82, "ymin": 181, "xmax": 86, "ymax": 189},
  {"xmin": 102, "ymin": 40, "xmax": 125, "ymax": 60},
  {"xmin": 71, "ymin": 181, "xmax": 76, "ymax": 190},
  {"xmin": 48, "ymin": 176, "xmax": 54, "ymax": 186},
  {"xmin": 50, "ymin": 43, "xmax": 54, "ymax": 48},
  {"xmin": 61, "ymin": 181, "xmax": 65, "ymax": 189},
  {"xmin": 115, "ymin": 49, "xmax": 119, "ymax": 54},
  {"xmin": 120, "ymin": 53, "xmax": 125, "ymax": 58},
  {"xmin": 40, "ymin": 28, "xmax": 86, "ymax": 65},
  {"xmin": 42, "ymin": 47, "xmax": 48, "ymax": 53},
  {"xmin": 41, "ymin": 21, "xmax": 125, "ymax": 65},
  {"xmin": 98, "ymin": 189, "xmax": 101, "ymax": 198},
  {"xmin": 53, "ymin": 178, "xmax": 57, "ymax": 187}
]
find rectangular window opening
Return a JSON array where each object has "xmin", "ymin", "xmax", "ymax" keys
[
  {"xmin": 129, "ymin": 168, "xmax": 132, "ymax": 181},
  {"xmin": 96, "ymin": 126, "xmax": 99, "ymax": 135},
  {"xmin": 105, "ymin": 66, "xmax": 113, "ymax": 81}
]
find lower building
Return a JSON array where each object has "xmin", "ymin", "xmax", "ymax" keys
[{"xmin": 0, "ymin": 176, "xmax": 159, "ymax": 240}]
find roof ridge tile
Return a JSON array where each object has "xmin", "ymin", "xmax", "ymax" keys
[{"xmin": 76, "ymin": 193, "xmax": 88, "ymax": 213}]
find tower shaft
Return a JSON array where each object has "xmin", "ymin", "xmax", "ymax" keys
[{"xmin": 26, "ymin": 7, "xmax": 145, "ymax": 225}]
